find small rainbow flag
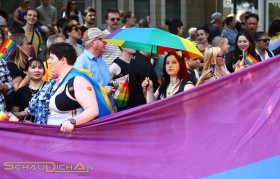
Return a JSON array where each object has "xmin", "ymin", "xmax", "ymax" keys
[
  {"xmin": 0, "ymin": 38, "xmax": 16, "ymax": 61},
  {"xmin": 0, "ymin": 111, "xmax": 19, "ymax": 121},
  {"xmin": 115, "ymin": 79, "xmax": 130, "ymax": 108},
  {"xmin": 246, "ymin": 54, "xmax": 259, "ymax": 66}
]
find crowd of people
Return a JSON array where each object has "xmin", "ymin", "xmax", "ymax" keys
[{"xmin": 0, "ymin": 0, "xmax": 279, "ymax": 133}]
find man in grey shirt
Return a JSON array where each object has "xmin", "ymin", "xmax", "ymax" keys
[{"xmin": 36, "ymin": 0, "xmax": 57, "ymax": 38}]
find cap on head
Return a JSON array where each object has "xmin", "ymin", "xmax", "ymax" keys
[
  {"xmin": 83, "ymin": 28, "xmax": 107, "ymax": 42},
  {"xmin": 211, "ymin": 12, "xmax": 222, "ymax": 23}
]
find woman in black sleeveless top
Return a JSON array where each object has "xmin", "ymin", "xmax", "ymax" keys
[{"xmin": 142, "ymin": 51, "xmax": 194, "ymax": 103}]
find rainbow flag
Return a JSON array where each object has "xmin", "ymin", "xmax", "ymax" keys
[
  {"xmin": 0, "ymin": 111, "xmax": 19, "ymax": 121},
  {"xmin": 246, "ymin": 54, "xmax": 259, "ymax": 66},
  {"xmin": 0, "ymin": 38, "xmax": 16, "ymax": 61},
  {"xmin": 115, "ymin": 79, "xmax": 130, "ymax": 108},
  {"xmin": 8, "ymin": 112, "xmax": 19, "ymax": 121}
]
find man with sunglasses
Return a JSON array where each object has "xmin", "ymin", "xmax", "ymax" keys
[
  {"xmin": 102, "ymin": 8, "xmax": 122, "ymax": 66},
  {"xmin": 63, "ymin": 20, "xmax": 84, "ymax": 56},
  {"xmin": 254, "ymin": 32, "xmax": 274, "ymax": 61}
]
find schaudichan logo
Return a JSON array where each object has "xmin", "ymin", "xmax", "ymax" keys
[{"xmin": 4, "ymin": 161, "xmax": 94, "ymax": 176}]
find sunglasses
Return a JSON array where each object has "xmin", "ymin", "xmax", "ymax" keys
[
  {"xmin": 257, "ymin": 39, "xmax": 270, "ymax": 43},
  {"xmin": 110, "ymin": 18, "xmax": 120, "ymax": 22},
  {"xmin": 71, "ymin": 2, "xmax": 76, "ymax": 5},
  {"xmin": 217, "ymin": 54, "xmax": 226, "ymax": 58},
  {"xmin": 72, "ymin": 27, "xmax": 79, "ymax": 31}
]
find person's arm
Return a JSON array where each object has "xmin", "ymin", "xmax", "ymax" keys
[
  {"xmin": 11, "ymin": 106, "xmax": 28, "ymax": 120},
  {"xmin": 12, "ymin": 75, "xmax": 30, "ymax": 92},
  {"xmin": 0, "ymin": 61, "xmax": 14, "ymax": 94},
  {"xmin": 109, "ymin": 63, "xmax": 120, "ymax": 81},
  {"xmin": 78, "ymin": 11, "xmax": 83, "ymax": 26},
  {"xmin": 142, "ymin": 77, "xmax": 158, "ymax": 103},
  {"xmin": 60, "ymin": 76, "xmax": 99, "ymax": 133},
  {"xmin": 184, "ymin": 83, "xmax": 194, "ymax": 91},
  {"xmin": 18, "ymin": 75, "xmax": 30, "ymax": 90},
  {"xmin": 13, "ymin": 8, "xmax": 24, "ymax": 25},
  {"xmin": 62, "ymin": 11, "xmax": 66, "ymax": 19},
  {"xmin": 52, "ymin": 9, "xmax": 57, "ymax": 27},
  {"xmin": 196, "ymin": 69, "xmax": 212, "ymax": 86}
]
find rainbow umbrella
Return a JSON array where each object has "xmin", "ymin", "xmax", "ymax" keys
[{"xmin": 103, "ymin": 28, "xmax": 203, "ymax": 58}]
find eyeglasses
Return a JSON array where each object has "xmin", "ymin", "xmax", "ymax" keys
[
  {"xmin": 257, "ymin": 39, "xmax": 270, "ymax": 43},
  {"xmin": 217, "ymin": 54, "xmax": 226, "ymax": 58},
  {"xmin": 110, "ymin": 18, "xmax": 120, "ymax": 22},
  {"xmin": 71, "ymin": 2, "xmax": 76, "ymax": 5},
  {"xmin": 72, "ymin": 27, "xmax": 79, "ymax": 31}
]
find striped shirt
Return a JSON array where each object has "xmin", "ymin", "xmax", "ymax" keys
[{"xmin": 102, "ymin": 29, "xmax": 122, "ymax": 66}]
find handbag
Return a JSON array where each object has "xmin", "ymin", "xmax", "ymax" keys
[{"xmin": 115, "ymin": 78, "xmax": 130, "ymax": 108}]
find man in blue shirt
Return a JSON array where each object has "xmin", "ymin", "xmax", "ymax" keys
[{"xmin": 74, "ymin": 28, "xmax": 116, "ymax": 96}]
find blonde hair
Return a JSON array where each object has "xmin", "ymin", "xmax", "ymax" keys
[
  {"xmin": 203, "ymin": 46, "xmax": 221, "ymax": 72},
  {"xmin": 9, "ymin": 33, "xmax": 27, "ymax": 68}
]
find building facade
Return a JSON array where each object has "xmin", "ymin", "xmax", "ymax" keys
[{"xmin": 2, "ymin": 0, "xmax": 280, "ymax": 36}]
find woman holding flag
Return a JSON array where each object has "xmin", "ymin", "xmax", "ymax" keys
[
  {"xmin": 7, "ymin": 33, "xmax": 30, "ymax": 91},
  {"xmin": 225, "ymin": 31, "xmax": 259, "ymax": 73}
]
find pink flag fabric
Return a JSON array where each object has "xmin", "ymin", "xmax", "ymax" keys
[{"xmin": 1, "ymin": 56, "xmax": 280, "ymax": 179}]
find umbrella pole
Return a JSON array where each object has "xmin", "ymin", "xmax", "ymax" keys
[{"xmin": 147, "ymin": 45, "xmax": 153, "ymax": 77}]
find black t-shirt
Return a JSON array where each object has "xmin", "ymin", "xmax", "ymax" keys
[
  {"xmin": 6, "ymin": 61, "xmax": 26, "ymax": 79},
  {"xmin": 187, "ymin": 68, "xmax": 197, "ymax": 85},
  {"xmin": 112, "ymin": 57, "xmax": 130, "ymax": 80},
  {"xmin": 127, "ymin": 53, "xmax": 159, "ymax": 108},
  {"xmin": 13, "ymin": 85, "xmax": 36, "ymax": 110},
  {"xmin": 80, "ymin": 26, "xmax": 88, "ymax": 33},
  {"xmin": 13, "ymin": 84, "xmax": 42, "ymax": 122},
  {"xmin": 5, "ymin": 61, "xmax": 26, "ymax": 111}
]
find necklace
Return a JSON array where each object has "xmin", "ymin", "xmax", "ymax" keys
[
  {"xmin": 29, "ymin": 81, "xmax": 44, "ymax": 96},
  {"xmin": 170, "ymin": 79, "xmax": 178, "ymax": 86},
  {"xmin": 167, "ymin": 79, "xmax": 181, "ymax": 96}
]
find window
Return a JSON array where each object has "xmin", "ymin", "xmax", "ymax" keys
[
  {"xmin": 166, "ymin": 0, "xmax": 181, "ymax": 20},
  {"xmin": 134, "ymin": 0, "xmax": 150, "ymax": 23},
  {"xmin": 102, "ymin": 0, "xmax": 118, "ymax": 23}
]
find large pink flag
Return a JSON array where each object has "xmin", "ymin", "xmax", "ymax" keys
[{"xmin": 1, "ymin": 56, "xmax": 280, "ymax": 178}]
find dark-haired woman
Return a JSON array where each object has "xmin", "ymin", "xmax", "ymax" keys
[
  {"xmin": 11, "ymin": 59, "xmax": 45, "ymax": 122},
  {"xmin": 197, "ymin": 26, "xmax": 211, "ymax": 48},
  {"xmin": 62, "ymin": 0, "xmax": 83, "ymax": 25},
  {"xmin": 165, "ymin": 18, "xmax": 183, "ymax": 37},
  {"xmin": 142, "ymin": 51, "xmax": 194, "ymax": 103},
  {"xmin": 225, "ymin": 31, "xmax": 259, "ymax": 72}
]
